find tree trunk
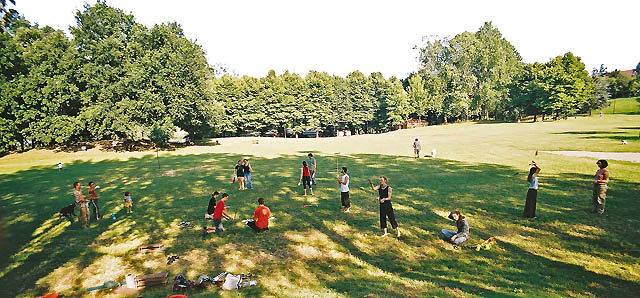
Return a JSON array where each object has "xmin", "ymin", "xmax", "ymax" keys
[{"xmin": 156, "ymin": 149, "xmax": 160, "ymax": 169}]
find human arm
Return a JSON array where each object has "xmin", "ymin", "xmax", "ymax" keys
[
  {"xmin": 299, "ymin": 167, "xmax": 303, "ymax": 181},
  {"xmin": 532, "ymin": 161, "xmax": 541, "ymax": 174},
  {"xmin": 222, "ymin": 209, "xmax": 233, "ymax": 220},
  {"xmin": 455, "ymin": 219, "xmax": 470, "ymax": 238},
  {"xmin": 368, "ymin": 179, "xmax": 379, "ymax": 191},
  {"xmin": 597, "ymin": 170, "xmax": 610, "ymax": 184}
]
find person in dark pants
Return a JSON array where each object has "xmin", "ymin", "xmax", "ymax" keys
[
  {"xmin": 337, "ymin": 167, "xmax": 350, "ymax": 213},
  {"xmin": 88, "ymin": 181, "xmax": 101, "ymax": 221},
  {"xmin": 203, "ymin": 193, "xmax": 233, "ymax": 239},
  {"xmin": 592, "ymin": 159, "xmax": 610, "ymax": 214},
  {"xmin": 299, "ymin": 161, "xmax": 313, "ymax": 196},
  {"xmin": 247, "ymin": 197, "xmax": 271, "ymax": 233},
  {"xmin": 524, "ymin": 161, "xmax": 540, "ymax": 218},
  {"xmin": 369, "ymin": 176, "xmax": 400, "ymax": 237}
]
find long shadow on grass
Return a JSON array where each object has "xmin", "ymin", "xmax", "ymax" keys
[{"xmin": 1, "ymin": 153, "xmax": 639, "ymax": 297}]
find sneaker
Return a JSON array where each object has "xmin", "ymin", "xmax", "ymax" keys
[
  {"xmin": 381, "ymin": 232, "xmax": 388, "ymax": 237},
  {"xmin": 396, "ymin": 229, "xmax": 401, "ymax": 237},
  {"xmin": 344, "ymin": 208, "xmax": 350, "ymax": 213}
]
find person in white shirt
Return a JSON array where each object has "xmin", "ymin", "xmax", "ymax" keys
[
  {"xmin": 336, "ymin": 167, "xmax": 350, "ymax": 213},
  {"xmin": 524, "ymin": 161, "xmax": 541, "ymax": 218},
  {"xmin": 413, "ymin": 138, "xmax": 421, "ymax": 158}
]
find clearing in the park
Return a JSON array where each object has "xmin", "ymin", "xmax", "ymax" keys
[{"xmin": 1, "ymin": 110, "xmax": 639, "ymax": 298}]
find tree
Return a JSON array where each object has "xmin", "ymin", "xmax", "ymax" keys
[{"xmin": 149, "ymin": 121, "xmax": 169, "ymax": 168}]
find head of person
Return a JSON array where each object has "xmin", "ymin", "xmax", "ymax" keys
[
  {"xmin": 89, "ymin": 181, "xmax": 94, "ymax": 187},
  {"xmin": 448, "ymin": 210, "xmax": 464, "ymax": 222},
  {"xmin": 527, "ymin": 167, "xmax": 537, "ymax": 183},
  {"xmin": 243, "ymin": 159, "xmax": 248, "ymax": 165},
  {"xmin": 258, "ymin": 197, "xmax": 265, "ymax": 205},
  {"xmin": 415, "ymin": 138, "xmax": 418, "ymax": 141},
  {"xmin": 302, "ymin": 161, "xmax": 308, "ymax": 167},
  {"xmin": 124, "ymin": 191, "xmax": 130, "ymax": 196},
  {"xmin": 341, "ymin": 167, "xmax": 347, "ymax": 174},
  {"xmin": 212, "ymin": 191, "xmax": 219, "ymax": 199},
  {"xmin": 308, "ymin": 153, "xmax": 313, "ymax": 158},
  {"xmin": 237, "ymin": 160, "xmax": 242, "ymax": 165},
  {"xmin": 379, "ymin": 175, "xmax": 387, "ymax": 185},
  {"xmin": 73, "ymin": 182, "xmax": 81, "ymax": 189},
  {"xmin": 221, "ymin": 193, "xmax": 229, "ymax": 201},
  {"xmin": 597, "ymin": 159, "xmax": 608, "ymax": 169}
]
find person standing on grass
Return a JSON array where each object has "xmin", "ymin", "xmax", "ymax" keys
[
  {"xmin": 307, "ymin": 153, "xmax": 317, "ymax": 185},
  {"xmin": 592, "ymin": 159, "xmax": 610, "ymax": 214},
  {"xmin": 337, "ymin": 167, "xmax": 350, "ymax": 213},
  {"xmin": 413, "ymin": 138, "xmax": 421, "ymax": 158},
  {"xmin": 112, "ymin": 140, "xmax": 118, "ymax": 152},
  {"xmin": 123, "ymin": 192, "xmax": 133, "ymax": 213},
  {"xmin": 299, "ymin": 161, "xmax": 314, "ymax": 196},
  {"xmin": 205, "ymin": 191, "xmax": 219, "ymax": 220},
  {"xmin": 524, "ymin": 162, "xmax": 541, "ymax": 218},
  {"xmin": 247, "ymin": 197, "xmax": 271, "ymax": 233},
  {"xmin": 87, "ymin": 181, "xmax": 101, "ymax": 221},
  {"xmin": 368, "ymin": 176, "xmax": 400, "ymax": 237},
  {"xmin": 235, "ymin": 160, "xmax": 245, "ymax": 190},
  {"xmin": 243, "ymin": 159, "xmax": 254, "ymax": 189},
  {"xmin": 203, "ymin": 193, "xmax": 233, "ymax": 238},
  {"xmin": 441, "ymin": 210, "xmax": 469, "ymax": 245},
  {"xmin": 73, "ymin": 182, "xmax": 89, "ymax": 229}
]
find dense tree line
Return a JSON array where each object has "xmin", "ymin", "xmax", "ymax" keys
[{"xmin": 1, "ymin": 2, "xmax": 638, "ymax": 153}]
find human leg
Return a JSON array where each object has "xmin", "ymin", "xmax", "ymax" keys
[
  {"xmin": 247, "ymin": 220, "xmax": 261, "ymax": 232},
  {"xmin": 238, "ymin": 177, "xmax": 245, "ymax": 190},
  {"xmin": 245, "ymin": 173, "xmax": 253, "ymax": 189},
  {"xmin": 595, "ymin": 185, "xmax": 607, "ymax": 214},
  {"xmin": 80, "ymin": 205, "xmax": 88, "ymax": 229},
  {"xmin": 524, "ymin": 189, "xmax": 537, "ymax": 218},
  {"xmin": 453, "ymin": 236, "xmax": 467, "ymax": 245},
  {"xmin": 441, "ymin": 229, "xmax": 456, "ymax": 240}
]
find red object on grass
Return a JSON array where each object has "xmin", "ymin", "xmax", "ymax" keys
[
  {"xmin": 35, "ymin": 293, "xmax": 59, "ymax": 298},
  {"xmin": 166, "ymin": 295, "xmax": 188, "ymax": 298}
]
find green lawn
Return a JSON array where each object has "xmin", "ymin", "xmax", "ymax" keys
[
  {"xmin": 1, "ymin": 114, "xmax": 639, "ymax": 297},
  {"xmin": 599, "ymin": 96, "xmax": 640, "ymax": 115}
]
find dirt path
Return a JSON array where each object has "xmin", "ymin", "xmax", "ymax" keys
[{"xmin": 542, "ymin": 151, "xmax": 640, "ymax": 163}]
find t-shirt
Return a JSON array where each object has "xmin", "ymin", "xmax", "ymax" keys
[
  {"xmin": 253, "ymin": 205, "xmax": 271, "ymax": 229},
  {"xmin": 243, "ymin": 164, "xmax": 251, "ymax": 174},
  {"xmin": 595, "ymin": 169, "xmax": 609, "ymax": 185},
  {"xmin": 529, "ymin": 173, "xmax": 538, "ymax": 190},
  {"xmin": 213, "ymin": 200, "xmax": 226, "ymax": 219},
  {"xmin": 340, "ymin": 174, "xmax": 349, "ymax": 192},
  {"xmin": 73, "ymin": 189, "xmax": 85, "ymax": 206},
  {"xmin": 308, "ymin": 157, "xmax": 316, "ymax": 170},
  {"xmin": 413, "ymin": 141, "xmax": 421, "ymax": 150},
  {"xmin": 124, "ymin": 195, "xmax": 132, "ymax": 203},
  {"xmin": 88, "ymin": 186, "xmax": 98, "ymax": 200},
  {"xmin": 207, "ymin": 197, "xmax": 216, "ymax": 215},
  {"xmin": 302, "ymin": 166, "xmax": 310, "ymax": 177},
  {"xmin": 235, "ymin": 165, "xmax": 245, "ymax": 177}
]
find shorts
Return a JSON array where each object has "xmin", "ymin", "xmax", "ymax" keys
[{"xmin": 124, "ymin": 201, "xmax": 132, "ymax": 207}]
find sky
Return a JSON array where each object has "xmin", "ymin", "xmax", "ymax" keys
[{"xmin": 12, "ymin": 0, "xmax": 640, "ymax": 79}]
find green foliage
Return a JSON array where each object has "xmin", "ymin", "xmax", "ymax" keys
[{"xmin": 149, "ymin": 121, "xmax": 169, "ymax": 148}]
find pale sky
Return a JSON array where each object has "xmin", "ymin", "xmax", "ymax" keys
[{"xmin": 13, "ymin": 0, "xmax": 640, "ymax": 78}]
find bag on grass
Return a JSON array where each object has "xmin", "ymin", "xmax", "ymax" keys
[{"xmin": 222, "ymin": 274, "xmax": 240, "ymax": 290}]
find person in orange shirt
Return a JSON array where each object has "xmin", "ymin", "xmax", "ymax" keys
[{"xmin": 247, "ymin": 197, "xmax": 270, "ymax": 233}]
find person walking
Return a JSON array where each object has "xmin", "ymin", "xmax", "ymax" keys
[
  {"xmin": 299, "ymin": 161, "xmax": 313, "ymax": 196},
  {"xmin": 73, "ymin": 182, "xmax": 89, "ymax": 229},
  {"xmin": 413, "ymin": 138, "xmax": 421, "ymax": 158},
  {"xmin": 523, "ymin": 162, "xmax": 541, "ymax": 218},
  {"xmin": 368, "ymin": 176, "xmax": 400, "ymax": 237},
  {"xmin": 87, "ymin": 181, "xmax": 101, "ymax": 221},
  {"xmin": 441, "ymin": 210, "xmax": 470, "ymax": 245},
  {"xmin": 235, "ymin": 160, "xmax": 245, "ymax": 190},
  {"xmin": 243, "ymin": 159, "xmax": 254, "ymax": 189},
  {"xmin": 592, "ymin": 159, "xmax": 610, "ymax": 214},
  {"xmin": 307, "ymin": 153, "xmax": 317, "ymax": 185},
  {"xmin": 337, "ymin": 167, "xmax": 350, "ymax": 213}
]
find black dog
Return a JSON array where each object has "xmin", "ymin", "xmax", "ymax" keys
[{"xmin": 59, "ymin": 204, "xmax": 76, "ymax": 223}]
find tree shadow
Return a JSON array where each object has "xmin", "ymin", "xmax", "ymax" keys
[{"xmin": 1, "ymin": 152, "xmax": 639, "ymax": 297}]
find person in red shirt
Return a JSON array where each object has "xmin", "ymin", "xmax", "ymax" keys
[
  {"xmin": 247, "ymin": 197, "xmax": 271, "ymax": 232},
  {"xmin": 203, "ymin": 193, "xmax": 233, "ymax": 239}
]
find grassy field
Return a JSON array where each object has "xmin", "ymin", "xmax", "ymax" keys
[
  {"xmin": 1, "ymin": 112, "xmax": 639, "ymax": 297},
  {"xmin": 600, "ymin": 96, "xmax": 640, "ymax": 115}
]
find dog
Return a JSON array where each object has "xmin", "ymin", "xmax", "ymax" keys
[{"xmin": 59, "ymin": 204, "xmax": 76, "ymax": 223}]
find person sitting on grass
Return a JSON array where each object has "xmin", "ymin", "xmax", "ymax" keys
[
  {"xmin": 203, "ymin": 193, "xmax": 233, "ymax": 238},
  {"xmin": 205, "ymin": 191, "xmax": 219, "ymax": 220},
  {"xmin": 299, "ymin": 161, "xmax": 314, "ymax": 196},
  {"xmin": 247, "ymin": 197, "xmax": 271, "ymax": 233},
  {"xmin": 441, "ymin": 210, "xmax": 469, "ymax": 246}
]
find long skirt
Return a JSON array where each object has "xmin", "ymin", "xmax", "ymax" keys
[{"xmin": 524, "ymin": 188, "xmax": 537, "ymax": 218}]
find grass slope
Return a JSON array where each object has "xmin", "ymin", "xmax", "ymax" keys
[
  {"xmin": 0, "ymin": 115, "xmax": 639, "ymax": 298},
  {"xmin": 599, "ymin": 96, "xmax": 640, "ymax": 115}
]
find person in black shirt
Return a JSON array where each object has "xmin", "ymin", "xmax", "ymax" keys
[
  {"xmin": 243, "ymin": 159, "xmax": 254, "ymax": 189},
  {"xmin": 205, "ymin": 191, "xmax": 219, "ymax": 220},
  {"xmin": 369, "ymin": 176, "xmax": 400, "ymax": 237},
  {"xmin": 235, "ymin": 160, "xmax": 245, "ymax": 190}
]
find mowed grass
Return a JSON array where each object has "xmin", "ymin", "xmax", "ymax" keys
[
  {"xmin": 600, "ymin": 96, "xmax": 640, "ymax": 115},
  {"xmin": 1, "ymin": 114, "xmax": 639, "ymax": 297}
]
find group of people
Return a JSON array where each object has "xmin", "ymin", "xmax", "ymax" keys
[
  {"xmin": 233, "ymin": 159, "xmax": 254, "ymax": 190},
  {"xmin": 203, "ymin": 191, "xmax": 271, "ymax": 238},
  {"xmin": 69, "ymin": 182, "xmax": 132, "ymax": 229},
  {"xmin": 522, "ymin": 159, "xmax": 611, "ymax": 218}
]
